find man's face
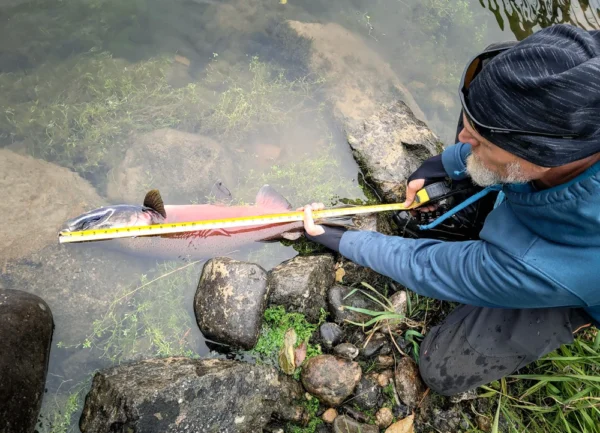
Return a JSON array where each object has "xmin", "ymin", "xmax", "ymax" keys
[{"xmin": 457, "ymin": 114, "xmax": 547, "ymax": 186}]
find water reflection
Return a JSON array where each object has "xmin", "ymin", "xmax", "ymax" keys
[{"xmin": 479, "ymin": 0, "xmax": 600, "ymax": 40}]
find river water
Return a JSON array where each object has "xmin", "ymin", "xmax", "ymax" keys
[{"xmin": 0, "ymin": 0, "xmax": 598, "ymax": 431}]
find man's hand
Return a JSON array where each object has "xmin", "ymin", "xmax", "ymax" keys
[
  {"xmin": 403, "ymin": 178, "xmax": 437, "ymax": 213},
  {"xmin": 297, "ymin": 203, "xmax": 325, "ymax": 236}
]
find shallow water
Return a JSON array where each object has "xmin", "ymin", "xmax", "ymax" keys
[{"xmin": 0, "ymin": 0, "xmax": 598, "ymax": 431}]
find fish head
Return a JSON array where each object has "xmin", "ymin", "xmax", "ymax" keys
[{"xmin": 61, "ymin": 205, "xmax": 166, "ymax": 232}]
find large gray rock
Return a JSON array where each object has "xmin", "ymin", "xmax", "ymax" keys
[
  {"xmin": 194, "ymin": 257, "xmax": 269, "ymax": 350},
  {"xmin": 80, "ymin": 357, "xmax": 305, "ymax": 433},
  {"xmin": 268, "ymin": 254, "xmax": 335, "ymax": 322},
  {"xmin": 0, "ymin": 289, "xmax": 53, "ymax": 433},
  {"xmin": 345, "ymin": 100, "xmax": 441, "ymax": 204},
  {"xmin": 327, "ymin": 285, "xmax": 383, "ymax": 326},
  {"xmin": 107, "ymin": 129, "xmax": 234, "ymax": 203},
  {"xmin": 301, "ymin": 355, "xmax": 362, "ymax": 407},
  {"xmin": 0, "ymin": 148, "xmax": 105, "ymax": 263}
]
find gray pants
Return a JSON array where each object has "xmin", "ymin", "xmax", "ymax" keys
[{"xmin": 418, "ymin": 305, "xmax": 593, "ymax": 395}]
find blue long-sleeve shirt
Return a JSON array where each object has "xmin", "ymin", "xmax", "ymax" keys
[{"xmin": 339, "ymin": 143, "xmax": 600, "ymax": 325}]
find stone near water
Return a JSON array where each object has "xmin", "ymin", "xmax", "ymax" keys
[
  {"xmin": 394, "ymin": 356, "xmax": 426, "ymax": 409},
  {"xmin": 322, "ymin": 408, "xmax": 338, "ymax": 424},
  {"xmin": 332, "ymin": 415, "xmax": 378, "ymax": 433},
  {"xmin": 0, "ymin": 289, "xmax": 53, "ymax": 433},
  {"xmin": 377, "ymin": 355, "xmax": 395, "ymax": 368},
  {"xmin": 301, "ymin": 355, "xmax": 362, "ymax": 407},
  {"xmin": 327, "ymin": 285, "xmax": 382, "ymax": 326},
  {"xmin": 345, "ymin": 100, "xmax": 440, "ymax": 204},
  {"xmin": 352, "ymin": 374, "xmax": 381, "ymax": 411},
  {"xmin": 333, "ymin": 343, "xmax": 359, "ymax": 360},
  {"xmin": 377, "ymin": 370, "xmax": 394, "ymax": 387},
  {"xmin": 268, "ymin": 254, "xmax": 335, "ymax": 323},
  {"xmin": 194, "ymin": 257, "xmax": 268, "ymax": 350},
  {"xmin": 320, "ymin": 322, "xmax": 344, "ymax": 349},
  {"xmin": 79, "ymin": 357, "xmax": 304, "ymax": 433},
  {"xmin": 334, "ymin": 258, "xmax": 393, "ymax": 289},
  {"xmin": 360, "ymin": 332, "xmax": 390, "ymax": 359},
  {"xmin": 385, "ymin": 414, "xmax": 415, "ymax": 433},
  {"xmin": 376, "ymin": 407, "xmax": 394, "ymax": 429}
]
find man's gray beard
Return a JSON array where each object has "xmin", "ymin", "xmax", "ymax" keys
[{"xmin": 466, "ymin": 154, "xmax": 532, "ymax": 187}]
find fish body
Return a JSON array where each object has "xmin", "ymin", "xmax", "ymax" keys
[{"xmin": 61, "ymin": 185, "xmax": 304, "ymax": 260}]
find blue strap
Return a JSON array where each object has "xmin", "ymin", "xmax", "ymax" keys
[{"xmin": 418, "ymin": 184, "xmax": 502, "ymax": 231}]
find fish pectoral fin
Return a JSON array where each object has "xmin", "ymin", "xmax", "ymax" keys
[
  {"xmin": 255, "ymin": 185, "xmax": 292, "ymax": 210},
  {"xmin": 143, "ymin": 189, "xmax": 167, "ymax": 218}
]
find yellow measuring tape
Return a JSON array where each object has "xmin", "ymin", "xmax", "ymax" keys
[{"xmin": 58, "ymin": 188, "xmax": 432, "ymax": 244}]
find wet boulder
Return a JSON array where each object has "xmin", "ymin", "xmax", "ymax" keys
[
  {"xmin": 328, "ymin": 285, "xmax": 383, "ymax": 326},
  {"xmin": 79, "ymin": 357, "xmax": 305, "ymax": 433},
  {"xmin": 107, "ymin": 128, "xmax": 234, "ymax": 203},
  {"xmin": 394, "ymin": 356, "xmax": 426, "ymax": 409},
  {"xmin": 0, "ymin": 148, "xmax": 105, "ymax": 263},
  {"xmin": 268, "ymin": 254, "xmax": 335, "ymax": 323},
  {"xmin": 301, "ymin": 355, "xmax": 362, "ymax": 406},
  {"xmin": 345, "ymin": 100, "xmax": 440, "ymax": 204},
  {"xmin": 194, "ymin": 257, "xmax": 269, "ymax": 350},
  {"xmin": 0, "ymin": 289, "xmax": 53, "ymax": 433}
]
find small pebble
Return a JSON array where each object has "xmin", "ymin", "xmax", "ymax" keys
[
  {"xmin": 333, "ymin": 343, "xmax": 359, "ymax": 360},
  {"xmin": 322, "ymin": 408, "xmax": 338, "ymax": 424},
  {"xmin": 377, "ymin": 370, "xmax": 394, "ymax": 387},
  {"xmin": 375, "ymin": 407, "xmax": 394, "ymax": 428}
]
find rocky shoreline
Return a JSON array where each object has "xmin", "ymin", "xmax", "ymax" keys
[{"xmin": 0, "ymin": 16, "xmax": 497, "ymax": 433}]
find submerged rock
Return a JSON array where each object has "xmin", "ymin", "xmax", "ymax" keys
[
  {"xmin": 268, "ymin": 254, "xmax": 335, "ymax": 322},
  {"xmin": 328, "ymin": 285, "xmax": 383, "ymax": 326},
  {"xmin": 332, "ymin": 415, "xmax": 378, "ymax": 433},
  {"xmin": 345, "ymin": 100, "xmax": 440, "ymax": 204},
  {"xmin": 394, "ymin": 356, "xmax": 426, "ymax": 409},
  {"xmin": 301, "ymin": 355, "xmax": 362, "ymax": 406},
  {"xmin": 79, "ymin": 357, "xmax": 304, "ymax": 433},
  {"xmin": 0, "ymin": 289, "xmax": 53, "ymax": 433},
  {"xmin": 194, "ymin": 257, "xmax": 268, "ymax": 350},
  {"xmin": 286, "ymin": 21, "xmax": 424, "ymax": 126},
  {"xmin": 107, "ymin": 128, "xmax": 234, "ymax": 203},
  {"xmin": 0, "ymin": 148, "xmax": 105, "ymax": 263}
]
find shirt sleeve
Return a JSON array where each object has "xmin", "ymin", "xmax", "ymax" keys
[{"xmin": 339, "ymin": 230, "xmax": 587, "ymax": 309}]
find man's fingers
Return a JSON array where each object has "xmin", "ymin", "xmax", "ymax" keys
[
  {"xmin": 303, "ymin": 205, "xmax": 325, "ymax": 236},
  {"xmin": 403, "ymin": 179, "xmax": 425, "ymax": 208}
]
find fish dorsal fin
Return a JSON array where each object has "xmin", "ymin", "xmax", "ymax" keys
[
  {"xmin": 255, "ymin": 185, "xmax": 292, "ymax": 210},
  {"xmin": 143, "ymin": 189, "xmax": 167, "ymax": 218}
]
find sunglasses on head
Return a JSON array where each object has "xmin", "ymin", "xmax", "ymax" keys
[{"xmin": 459, "ymin": 46, "xmax": 578, "ymax": 140}]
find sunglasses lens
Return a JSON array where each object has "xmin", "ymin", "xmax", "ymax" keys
[{"xmin": 464, "ymin": 57, "xmax": 481, "ymax": 90}]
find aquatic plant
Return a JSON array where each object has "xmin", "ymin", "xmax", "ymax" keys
[
  {"xmin": 0, "ymin": 51, "xmax": 326, "ymax": 188},
  {"xmin": 60, "ymin": 260, "xmax": 203, "ymax": 363}
]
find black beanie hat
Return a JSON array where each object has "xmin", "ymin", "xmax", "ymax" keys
[{"xmin": 467, "ymin": 24, "xmax": 600, "ymax": 167}]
